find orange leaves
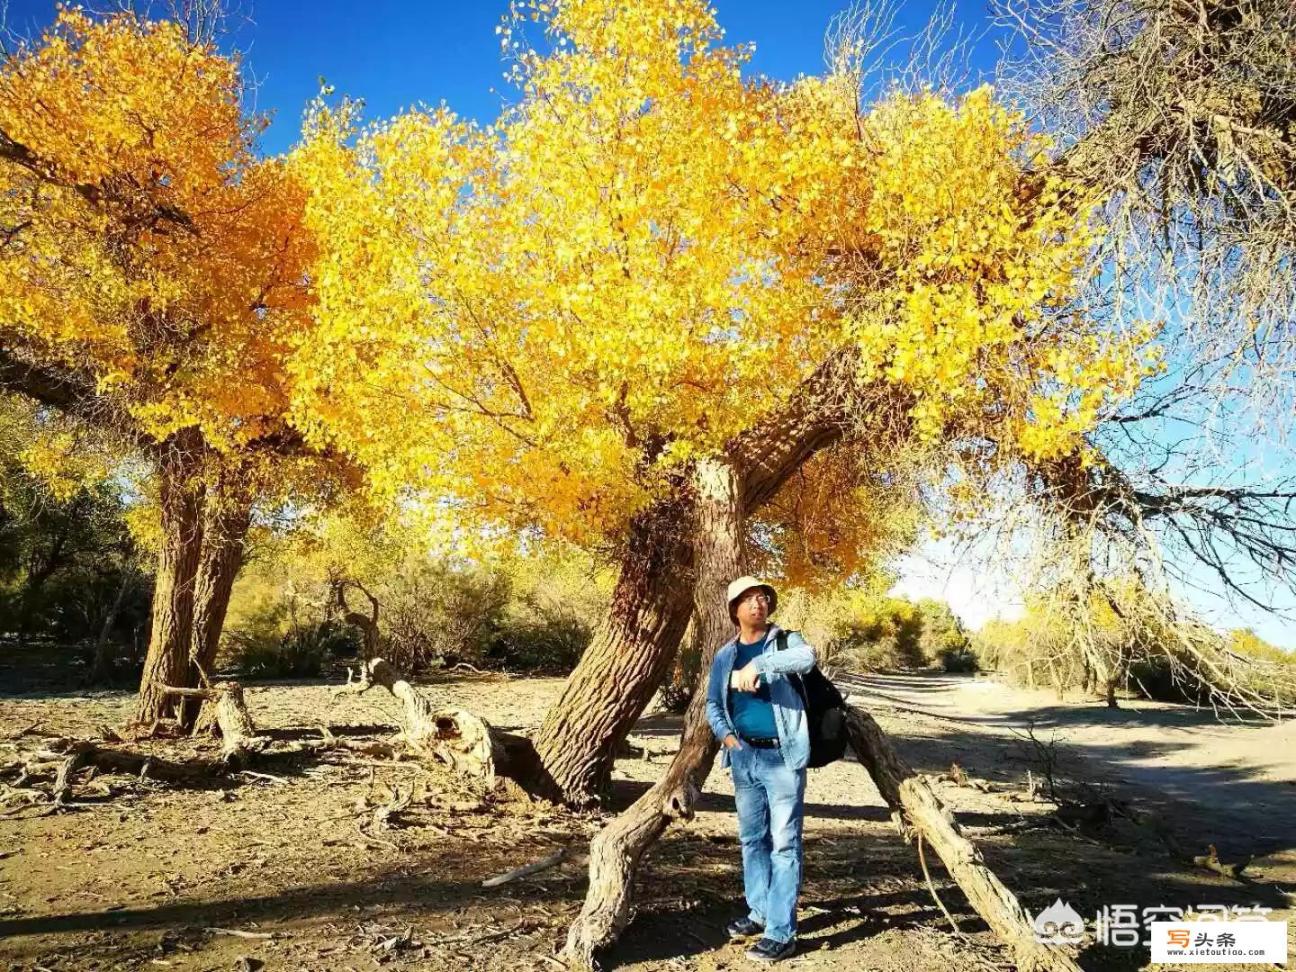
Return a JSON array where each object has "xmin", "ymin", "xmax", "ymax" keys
[{"xmin": 1, "ymin": 9, "xmax": 316, "ymax": 453}]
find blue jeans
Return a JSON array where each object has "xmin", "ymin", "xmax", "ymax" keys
[{"xmin": 730, "ymin": 743, "xmax": 807, "ymax": 943}]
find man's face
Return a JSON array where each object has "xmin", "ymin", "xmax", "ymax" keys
[{"xmin": 735, "ymin": 587, "xmax": 770, "ymax": 626}]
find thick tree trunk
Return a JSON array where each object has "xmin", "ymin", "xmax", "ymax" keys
[
  {"xmin": 556, "ymin": 367, "xmax": 914, "ymax": 957},
  {"xmin": 182, "ymin": 475, "xmax": 253, "ymax": 730},
  {"xmin": 659, "ymin": 615, "xmax": 703, "ymax": 712},
  {"xmin": 528, "ymin": 498, "xmax": 696, "ymax": 806},
  {"xmin": 133, "ymin": 432, "xmax": 206, "ymax": 727},
  {"xmin": 530, "ymin": 358, "xmax": 896, "ymax": 808},
  {"xmin": 564, "ymin": 456, "xmax": 745, "ymax": 965}
]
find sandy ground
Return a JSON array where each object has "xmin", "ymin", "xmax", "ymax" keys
[{"xmin": 1, "ymin": 668, "xmax": 1294, "ymax": 972}]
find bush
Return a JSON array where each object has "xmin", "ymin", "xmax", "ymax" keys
[
  {"xmin": 381, "ymin": 564, "xmax": 512, "ymax": 670},
  {"xmin": 938, "ymin": 645, "xmax": 979, "ymax": 673},
  {"xmin": 486, "ymin": 609, "xmax": 591, "ymax": 673},
  {"xmin": 828, "ymin": 597, "xmax": 926, "ymax": 671},
  {"xmin": 224, "ymin": 586, "xmax": 361, "ymax": 679},
  {"xmin": 223, "ymin": 528, "xmax": 615, "ymax": 677}
]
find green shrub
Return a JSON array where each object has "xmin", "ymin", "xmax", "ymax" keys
[
  {"xmin": 938, "ymin": 645, "xmax": 979, "ymax": 673},
  {"xmin": 486, "ymin": 609, "xmax": 591, "ymax": 673},
  {"xmin": 226, "ymin": 618, "xmax": 358, "ymax": 679}
]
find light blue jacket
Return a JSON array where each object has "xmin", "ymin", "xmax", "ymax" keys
[{"xmin": 705, "ymin": 623, "xmax": 817, "ymax": 771}]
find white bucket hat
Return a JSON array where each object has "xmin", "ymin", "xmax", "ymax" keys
[{"xmin": 726, "ymin": 576, "xmax": 778, "ymax": 623}]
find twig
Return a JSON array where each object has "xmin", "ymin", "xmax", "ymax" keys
[
  {"xmin": 917, "ymin": 832, "xmax": 967, "ymax": 940},
  {"xmin": 205, "ymin": 927, "xmax": 277, "ymax": 940},
  {"xmin": 482, "ymin": 847, "xmax": 567, "ymax": 888},
  {"xmin": 236, "ymin": 771, "xmax": 288, "ymax": 785}
]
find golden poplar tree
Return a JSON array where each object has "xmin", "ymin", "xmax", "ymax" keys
[
  {"xmin": 0, "ymin": 10, "xmax": 347, "ymax": 724},
  {"xmin": 289, "ymin": 0, "xmax": 1153, "ymax": 802}
]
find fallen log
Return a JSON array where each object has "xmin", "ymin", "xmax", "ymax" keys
[
  {"xmin": 844, "ymin": 706, "xmax": 1083, "ymax": 972},
  {"xmin": 562, "ymin": 701, "xmax": 1084, "ymax": 972},
  {"xmin": 333, "ymin": 658, "xmax": 538, "ymax": 791}
]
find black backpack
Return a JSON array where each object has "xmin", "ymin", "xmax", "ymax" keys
[{"xmin": 776, "ymin": 630, "xmax": 848, "ymax": 768}]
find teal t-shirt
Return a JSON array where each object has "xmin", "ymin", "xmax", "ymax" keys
[{"xmin": 729, "ymin": 634, "xmax": 777, "ymax": 739}]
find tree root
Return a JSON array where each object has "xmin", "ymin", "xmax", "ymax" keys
[{"xmin": 52, "ymin": 741, "xmax": 225, "ymax": 805}]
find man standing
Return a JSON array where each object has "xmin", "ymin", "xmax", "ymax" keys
[{"xmin": 705, "ymin": 576, "xmax": 817, "ymax": 963}]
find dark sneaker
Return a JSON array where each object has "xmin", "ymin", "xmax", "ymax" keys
[
  {"xmin": 746, "ymin": 937, "xmax": 797, "ymax": 962},
  {"xmin": 726, "ymin": 916, "xmax": 764, "ymax": 940}
]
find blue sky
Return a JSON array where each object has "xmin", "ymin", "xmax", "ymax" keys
[
  {"xmin": 6, "ymin": 1, "xmax": 1291, "ymax": 647},
  {"xmin": 4, "ymin": 1, "xmax": 1008, "ymax": 155}
]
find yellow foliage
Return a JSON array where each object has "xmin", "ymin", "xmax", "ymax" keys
[
  {"xmin": 289, "ymin": 0, "xmax": 1156, "ymax": 559},
  {"xmin": 3, "ymin": 1, "xmax": 1161, "ymax": 580},
  {"xmin": 0, "ymin": 10, "xmax": 316, "ymax": 451}
]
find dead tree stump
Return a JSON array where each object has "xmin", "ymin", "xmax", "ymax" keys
[
  {"xmin": 162, "ymin": 681, "xmax": 265, "ymax": 765},
  {"xmin": 334, "ymin": 658, "xmax": 538, "ymax": 790}
]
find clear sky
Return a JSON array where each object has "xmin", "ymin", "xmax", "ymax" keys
[
  {"xmin": 3, "ymin": 1, "xmax": 1008, "ymax": 155},
  {"xmin": 5, "ymin": 1, "xmax": 1291, "ymax": 647}
]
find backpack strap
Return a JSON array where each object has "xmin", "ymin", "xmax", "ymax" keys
[{"xmin": 774, "ymin": 629, "xmax": 809, "ymax": 705}]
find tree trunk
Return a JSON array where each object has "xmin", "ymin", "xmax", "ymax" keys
[
  {"xmin": 528, "ymin": 498, "xmax": 697, "ymax": 806},
  {"xmin": 182, "ymin": 475, "xmax": 253, "ymax": 730},
  {"xmin": 558, "ymin": 369, "xmax": 911, "ymax": 955},
  {"xmin": 844, "ymin": 707, "xmax": 1084, "ymax": 972},
  {"xmin": 89, "ymin": 564, "xmax": 133, "ymax": 684},
  {"xmin": 133, "ymin": 432, "xmax": 206, "ymax": 727},
  {"xmin": 564, "ymin": 456, "xmax": 745, "ymax": 964},
  {"xmin": 659, "ymin": 615, "xmax": 702, "ymax": 712}
]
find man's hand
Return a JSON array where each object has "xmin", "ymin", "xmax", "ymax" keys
[
  {"xmin": 730, "ymin": 661, "xmax": 761, "ymax": 693},
  {"xmin": 722, "ymin": 733, "xmax": 741, "ymax": 750}
]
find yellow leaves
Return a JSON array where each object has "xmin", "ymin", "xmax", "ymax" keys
[
  {"xmin": 2, "ymin": 0, "xmax": 1160, "ymax": 564},
  {"xmin": 1, "ymin": 8, "xmax": 319, "ymax": 457}
]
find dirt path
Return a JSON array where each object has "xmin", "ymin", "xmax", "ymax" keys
[
  {"xmin": 1, "ymin": 671, "xmax": 1293, "ymax": 971},
  {"xmin": 842, "ymin": 671, "xmax": 1296, "ymax": 865}
]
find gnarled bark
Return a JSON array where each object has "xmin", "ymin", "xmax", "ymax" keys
[
  {"xmin": 336, "ymin": 657, "xmax": 536, "ymax": 788},
  {"xmin": 163, "ymin": 681, "xmax": 263, "ymax": 764},
  {"xmin": 844, "ymin": 707, "xmax": 1083, "ymax": 972},
  {"xmin": 183, "ymin": 471, "xmax": 253, "ymax": 729},
  {"xmin": 133, "ymin": 431, "xmax": 206, "ymax": 726},
  {"xmin": 528, "ymin": 498, "xmax": 696, "ymax": 806},
  {"xmin": 564, "ymin": 456, "xmax": 744, "ymax": 964},
  {"xmin": 52, "ymin": 742, "xmax": 223, "ymax": 805}
]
